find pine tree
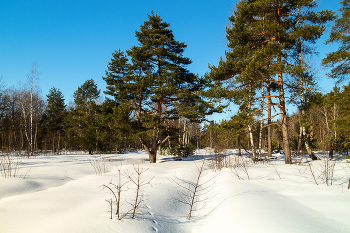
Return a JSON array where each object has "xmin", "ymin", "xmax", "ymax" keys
[
  {"xmin": 207, "ymin": 0, "xmax": 334, "ymax": 164},
  {"xmin": 322, "ymin": 0, "xmax": 350, "ymax": 82},
  {"xmin": 45, "ymin": 87, "xmax": 66, "ymax": 154},
  {"xmin": 333, "ymin": 84, "xmax": 350, "ymax": 152},
  {"xmin": 103, "ymin": 12, "xmax": 217, "ymax": 163},
  {"xmin": 320, "ymin": 85, "xmax": 350, "ymax": 154},
  {"xmin": 65, "ymin": 79, "xmax": 100, "ymax": 154}
]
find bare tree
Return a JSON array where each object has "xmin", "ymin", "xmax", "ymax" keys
[
  {"xmin": 102, "ymin": 164, "xmax": 152, "ymax": 220},
  {"xmin": 18, "ymin": 62, "xmax": 41, "ymax": 156},
  {"xmin": 169, "ymin": 160, "xmax": 218, "ymax": 220},
  {"xmin": 102, "ymin": 165, "xmax": 130, "ymax": 220},
  {"xmin": 125, "ymin": 164, "xmax": 153, "ymax": 218},
  {"xmin": 0, "ymin": 75, "xmax": 6, "ymax": 153}
]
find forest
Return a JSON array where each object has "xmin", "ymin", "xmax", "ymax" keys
[{"xmin": 0, "ymin": 0, "xmax": 349, "ymax": 165}]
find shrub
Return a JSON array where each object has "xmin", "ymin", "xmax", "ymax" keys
[{"xmin": 168, "ymin": 143, "xmax": 195, "ymax": 159}]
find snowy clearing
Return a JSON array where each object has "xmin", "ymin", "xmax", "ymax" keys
[{"xmin": 0, "ymin": 150, "xmax": 349, "ymax": 233}]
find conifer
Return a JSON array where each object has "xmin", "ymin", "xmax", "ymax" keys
[
  {"xmin": 103, "ymin": 12, "xmax": 217, "ymax": 163},
  {"xmin": 65, "ymin": 79, "xmax": 100, "ymax": 154},
  {"xmin": 322, "ymin": 0, "xmax": 350, "ymax": 82},
  {"xmin": 207, "ymin": 0, "xmax": 334, "ymax": 164},
  {"xmin": 45, "ymin": 87, "xmax": 66, "ymax": 153}
]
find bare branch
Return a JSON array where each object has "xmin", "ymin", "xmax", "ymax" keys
[{"xmin": 169, "ymin": 160, "xmax": 218, "ymax": 220}]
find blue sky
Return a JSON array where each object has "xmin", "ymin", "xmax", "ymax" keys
[{"xmin": 0, "ymin": 0, "xmax": 342, "ymax": 121}]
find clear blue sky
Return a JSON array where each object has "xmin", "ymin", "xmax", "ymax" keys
[{"xmin": 0, "ymin": 0, "xmax": 341, "ymax": 121}]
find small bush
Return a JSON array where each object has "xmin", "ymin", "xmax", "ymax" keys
[
  {"xmin": 168, "ymin": 143, "xmax": 195, "ymax": 159},
  {"xmin": 344, "ymin": 153, "xmax": 350, "ymax": 160},
  {"xmin": 0, "ymin": 154, "xmax": 29, "ymax": 178}
]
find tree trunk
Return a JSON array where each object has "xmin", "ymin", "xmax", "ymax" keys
[
  {"xmin": 238, "ymin": 138, "xmax": 242, "ymax": 156},
  {"xmin": 278, "ymin": 73, "xmax": 291, "ymax": 164},
  {"xmin": 296, "ymin": 6, "xmax": 302, "ymax": 158},
  {"xmin": 276, "ymin": 4, "xmax": 291, "ymax": 164},
  {"xmin": 258, "ymin": 84, "xmax": 264, "ymax": 159},
  {"xmin": 296, "ymin": 125, "xmax": 302, "ymax": 156},
  {"xmin": 300, "ymin": 78, "xmax": 316, "ymax": 160},
  {"xmin": 139, "ymin": 137, "xmax": 157, "ymax": 163},
  {"xmin": 248, "ymin": 85, "xmax": 256, "ymax": 159},
  {"xmin": 267, "ymin": 83, "xmax": 272, "ymax": 157},
  {"xmin": 150, "ymin": 138, "xmax": 157, "ymax": 163},
  {"xmin": 329, "ymin": 148, "xmax": 333, "ymax": 159},
  {"xmin": 248, "ymin": 125, "xmax": 256, "ymax": 159},
  {"xmin": 57, "ymin": 131, "xmax": 60, "ymax": 155},
  {"xmin": 302, "ymin": 125, "xmax": 318, "ymax": 160},
  {"xmin": 30, "ymin": 88, "xmax": 33, "ymax": 156}
]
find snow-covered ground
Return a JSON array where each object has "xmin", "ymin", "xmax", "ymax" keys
[{"xmin": 0, "ymin": 150, "xmax": 349, "ymax": 233}]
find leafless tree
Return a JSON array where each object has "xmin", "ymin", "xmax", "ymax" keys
[
  {"xmin": 17, "ymin": 62, "xmax": 42, "ymax": 156},
  {"xmin": 102, "ymin": 165, "xmax": 130, "ymax": 220},
  {"xmin": 169, "ymin": 160, "xmax": 218, "ymax": 220},
  {"xmin": 125, "ymin": 164, "xmax": 153, "ymax": 218}
]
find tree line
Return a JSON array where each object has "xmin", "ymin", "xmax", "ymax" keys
[{"xmin": 1, "ymin": 1, "xmax": 350, "ymax": 164}]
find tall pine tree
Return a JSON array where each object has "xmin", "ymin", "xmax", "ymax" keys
[
  {"xmin": 44, "ymin": 87, "xmax": 66, "ymax": 153},
  {"xmin": 65, "ymin": 79, "xmax": 100, "ymax": 154},
  {"xmin": 103, "ymin": 12, "xmax": 217, "ymax": 163},
  {"xmin": 322, "ymin": 0, "xmax": 350, "ymax": 81},
  {"xmin": 207, "ymin": 0, "xmax": 334, "ymax": 164}
]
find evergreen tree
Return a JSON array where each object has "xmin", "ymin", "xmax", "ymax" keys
[
  {"xmin": 45, "ymin": 87, "xmax": 66, "ymax": 153},
  {"xmin": 333, "ymin": 84, "xmax": 350, "ymax": 152},
  {"xmin": 207, "ymin": 0, "xmax": 334, "ymax": 164},
  {"xmin": 65, "ymin": 79, "xmax": 100, "ymax": 154},
  {"xmin": 103, "ymin": 12, "xmax": 217, "ymax": 163},
  {"xmin": 322, "ymin": 0, "xmax": 350, "ymax": 82},
  {"xmin": 218, "ymin": 114, "xmax": 250, "ymax": 155},
  {"xmin": 322, "ymin": 85, "xmax": 350, "ymax": 154},
  {"xmin": 98, "ymin": 98, "xmax": 128, "ymax": 153}
]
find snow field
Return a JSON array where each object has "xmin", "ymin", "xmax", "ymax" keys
[{"xmin": 0, "ymin": 150, "xmax": 349, "ymax": 233}]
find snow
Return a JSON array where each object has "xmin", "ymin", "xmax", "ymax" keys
[{"xmin": 0, "ymin": 150, "xmax": 349, "ymax": 233}]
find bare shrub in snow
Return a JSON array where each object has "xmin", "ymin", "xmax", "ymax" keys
[
  {"xmin": 125, "ymin": 164, "xmax": 153, "ymax": 218},
  {"xmin": 230, "ymin": 155, "xmax": 251, "ymax": 180},
  {"xmin": 169, "ymin": 160, "xmax": 218, "ymax": 220},
  {"xmin": 318, "ymin": 153, "xmax": 337, "ymax": 186},
  {"xmin": 211, "ymin": 153, "xmax": 224, "ymax": 171},
  {"xmin": 105, "ymin": 198, "xmax": 114, "ymax": 219},
  {"xmin": 89, "ymin": 155, "xmax": 107, "ymax": 176},
  {"xmin": 300, "ymin": 154, "xmax": 339, "ymax": 186},
  {"xmin": 102, "ymin": 165, "xmax": 130, "ymax": 220},
  {"xmin": 0, "ymin": 154, "xmax": 30, "ymax": 178},
  {"xmin": 62, "ymin": 171, "xmax": 74, "ymax": 180},
  {"xmin": 308, "ymin": 162, "xmax": 318, "ymax": 185},
  {"xmin": 294, "ymin": 161, "xmax": 308, "ymax": 176},
  {"xmin": 102, "ymin": 164, "xmax": 153, "ymax": 220},
  {"xmin": 292, "ymin": 156, "xmax": 306, "ymax": 165},
  {"xmin": 231, "ymin": 155, "xmax": 244, "ymax": 181},
  {"xmin": 271, "ymin": 162, "xmax": 282, "ymax": 179},
  {"xmin": 209, "ymin": 150, "xmax": 237, "ymax": 171},
  {"xmin": 294, "ymin": 160, "xmax": 332, "ymax": 186},
  {"xmin": 343, "ymin": 163, "xmax": 350, "ymax": 189}
]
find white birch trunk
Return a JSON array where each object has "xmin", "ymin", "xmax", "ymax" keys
[{"xmin": 248, "ymin": 85, "xmax": 256, "ymax": 158}]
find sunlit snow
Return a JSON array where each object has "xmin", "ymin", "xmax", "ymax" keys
[{"xmin": 0, "ymin": 150, "xmax": 349, "ymax": 233}]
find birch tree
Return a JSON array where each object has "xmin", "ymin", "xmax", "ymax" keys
[{"xmin": 18, "ymin": 62, "xmax": 41, "ymax": 155}]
